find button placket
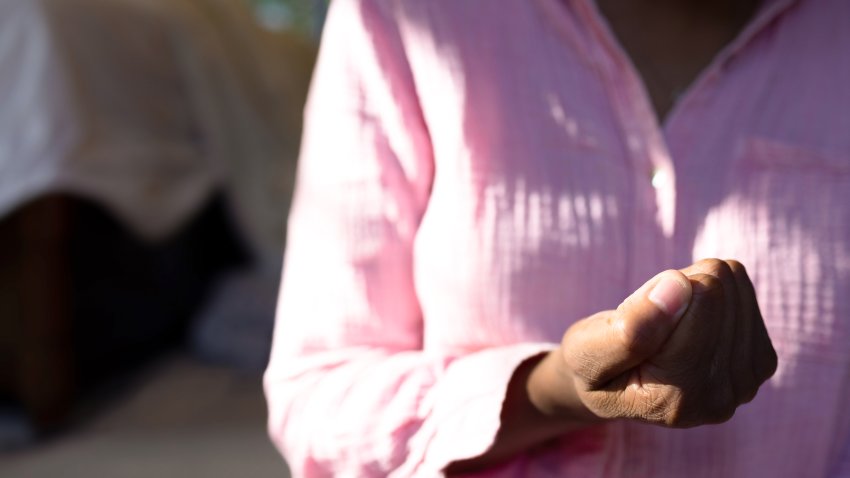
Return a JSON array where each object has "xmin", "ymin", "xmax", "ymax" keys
[{"xmin": 572, "ymin": 0, "xmax": 678, "ymax": 292}]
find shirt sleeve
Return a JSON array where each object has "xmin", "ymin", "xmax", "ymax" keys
[{"xmin": 263, "ymin": 1, "xmax": 555, "ymax": 476}]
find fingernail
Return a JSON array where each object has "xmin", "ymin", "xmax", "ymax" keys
[{"xmin": 648, "ymin": 277, "xmax": 689, "ymax": 319}]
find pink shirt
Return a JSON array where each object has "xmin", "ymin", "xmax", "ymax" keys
[{"xmin": 264, "ymin": 0, "xmax": 850, "ymax": 476}]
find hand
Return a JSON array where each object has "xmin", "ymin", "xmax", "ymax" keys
[{"xmin": 546, "ymin": 259, "xmax": 778, "ymax": 428}]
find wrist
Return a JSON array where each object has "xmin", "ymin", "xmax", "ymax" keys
[{"xmin": 527, "ymin": 351, "xmax": 602, "ymax": 424}]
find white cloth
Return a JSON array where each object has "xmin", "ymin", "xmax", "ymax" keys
[
  {"xmin": 0, "ymin": 0, "xmax": 311, "ymax": 259},
  {"xmin": 0, "ymin": 0, "xmax": 216, "ymax": 239}
]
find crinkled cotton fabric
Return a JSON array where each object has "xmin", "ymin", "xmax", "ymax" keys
[{"xmin": 264, "ymin": 0, "xmax": 850, "ymax": 476}]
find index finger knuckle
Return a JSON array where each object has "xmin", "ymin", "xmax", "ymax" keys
[{"xmin": 697, "ymin": 258, "xmax": 734, "ymax": 282}]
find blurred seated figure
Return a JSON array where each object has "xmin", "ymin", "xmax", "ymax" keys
[{"xmin": 0, "ymin": 0, "xmax": 315, "ymax": 435}]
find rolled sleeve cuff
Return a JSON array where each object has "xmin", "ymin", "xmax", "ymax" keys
[{"xmin": 409, "ymin": 343, "xmax": 558, "ymax": 476}]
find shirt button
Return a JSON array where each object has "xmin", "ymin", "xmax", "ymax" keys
[{"xmin": 651, "ymin": 168, "xmax": 668, "ymax": 190}]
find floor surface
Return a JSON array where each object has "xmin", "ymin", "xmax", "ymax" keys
[{"xmin": 0, "ymin": 355, "xmax": 288, "ymax": 478}]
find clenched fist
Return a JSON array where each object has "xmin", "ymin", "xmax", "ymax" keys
[
  {"xmin": 542, "ymin": 259, "xmax": 778, "ymax": 428},
  {"xmin": 447, "ymin": 259, "xmax": 781, "ymax": 473}
]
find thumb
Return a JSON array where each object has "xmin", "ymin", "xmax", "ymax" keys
[{"xmin": 563, "ymin": 270, "xmax": 692, "ymax": 389}]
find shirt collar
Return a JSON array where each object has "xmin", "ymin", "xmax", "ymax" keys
[{"xmin": 720, "ymin": 0, "xmax": 802, "ymax": 66}]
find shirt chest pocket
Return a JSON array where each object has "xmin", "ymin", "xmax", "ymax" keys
[{"xmin": 730, "ymin": 138, "xmax": 850, "ymax": 365}]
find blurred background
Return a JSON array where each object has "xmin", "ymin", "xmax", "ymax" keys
[{"xmin": 0, "ymin": 0, "xmax": 327, "ymax": 475}]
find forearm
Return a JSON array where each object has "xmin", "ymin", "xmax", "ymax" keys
[
  {"xmin": 0, "ymin": 196, "xmax": 76, "ymax": 430},
  {"xmin": 267, "ymin": 343, "xmax": 564, "ymax": 476},
  {"xmin": 445, "ymin": 351, "xmax": 602, "ymax": 475}
]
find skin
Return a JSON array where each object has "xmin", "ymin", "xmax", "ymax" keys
[
  {"xmin": 597, "ymin": 0, "xmax": 761, "ymax": 121},
  {"xmin": 447, "ymin": 1, "xmax": 776, "ymax": 474},
  {"xmin": 0, "ymin": 196, "xmax": 75, "ymax": 431},
  {"xmin": 448, "ymin": 260, "xmax": 778, "ymax": 474}
]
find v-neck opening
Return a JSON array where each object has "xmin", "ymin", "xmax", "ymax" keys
[
  {"xmin": 549, "ymin": 0, "xmax": 801, "ymax": 136},
  {"xmin": 537, "ymin": 0, "xmax": 802, "ymax": 242}
]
